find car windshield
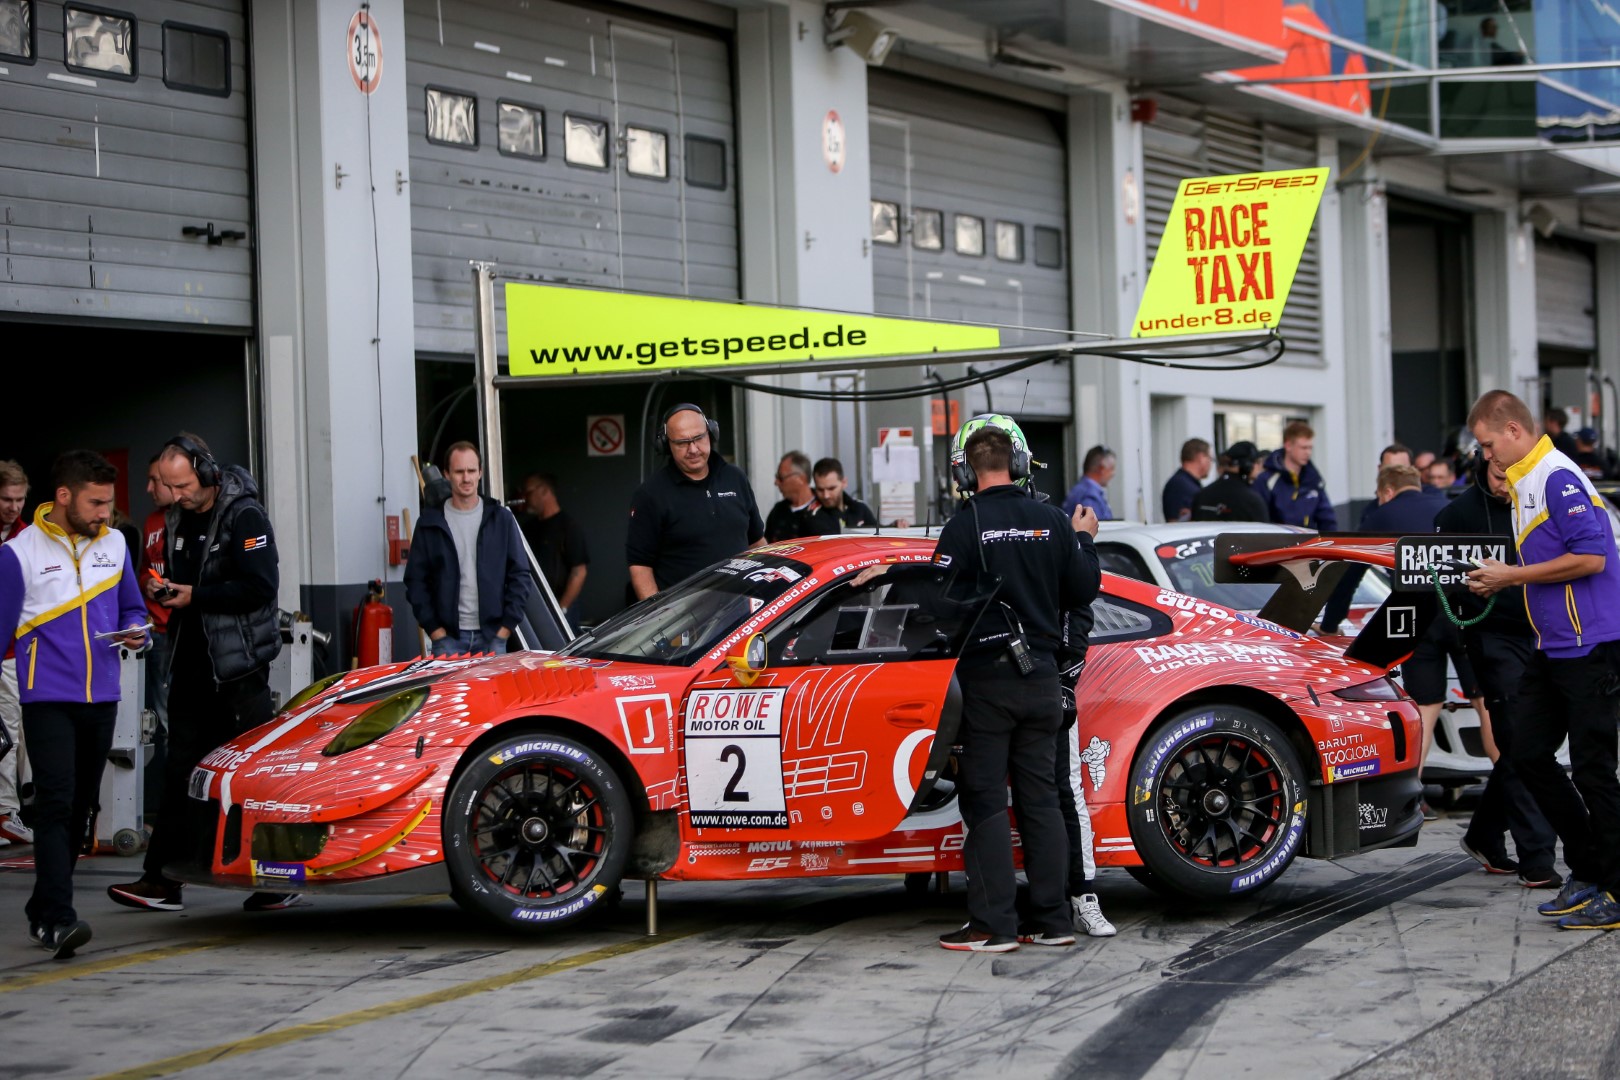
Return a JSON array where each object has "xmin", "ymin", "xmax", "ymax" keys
[
  {"xmin": 561, "ymin": 554, "xmax": 816, "ymax": 666},
  {"xmin": 1153, "ymin": 535, "xmax": 1391, "ymax": 612}
]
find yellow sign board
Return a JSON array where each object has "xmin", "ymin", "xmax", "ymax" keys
[
  {"xmin": 506, "ymin": 283, "xmax": 1001, "ymax": 377},
  {"xmin": 1133, "ymin": 167, "xmax": 1329, "ymax": 338}
]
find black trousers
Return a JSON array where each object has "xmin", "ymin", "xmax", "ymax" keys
[
  {"xmin": 957, "ymin": 661, "xmax": 1069, "ymax": 938},
  {"xmin": 1461, "ymin": 632, "xmax": 1557, "ymax": 876},
  {"xmin": 143, "ymin": 664, "xmax": 271, "ymax": 885},
  {"xmin": 1513, "ymin": 646, "xmax": 1620, "ymax": 892},
  {"xmin": 22, "ymin": 702, "xmax": 116, "ymax": 927}
]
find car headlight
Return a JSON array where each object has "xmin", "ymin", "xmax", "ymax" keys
[
  {"xmin": 322, "ymin": 688, "xmax": 430, "ymax": 757},
  {"xmin": 284, "ymin": 671, "xmax": 345, "ymax": 714}
]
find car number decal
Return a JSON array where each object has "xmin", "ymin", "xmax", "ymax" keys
[{"xmin": 684, "ymin": 689, "xmax": 788, "ymax": 828}]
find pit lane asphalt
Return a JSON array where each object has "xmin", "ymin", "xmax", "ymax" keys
[{"xmin": 0, "ymin": 811, "xmax": 1613, "ymax": 1080}]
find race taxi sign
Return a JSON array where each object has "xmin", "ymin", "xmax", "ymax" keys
[
  {"xmin": 1133, "ymin": 167, "xmax": 1329, "ymax": 338},
  {"xmin": 1391, "ymin": 535, "xmax": 1509, "ymax": 591},
  {"xmin": 506, "ymin": 282, "xmax": 1000, "ymax": 377}
]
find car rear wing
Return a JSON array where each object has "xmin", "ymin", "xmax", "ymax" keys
[{"xmin": 1215, "ymin": 533, "xmax": 1438, "ymax": 670}]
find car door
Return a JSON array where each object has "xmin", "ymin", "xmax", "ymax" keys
[{"xmin": 678, "ymin": 564, "xmax": 994, "ymax": 842}]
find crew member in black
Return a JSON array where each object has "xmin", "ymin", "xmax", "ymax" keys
[
  {"xmin": 1439, "ymin": 457, "xmax": 1560, "ymax": 886},
  {"xmin": 932, "ymin": 426, "xmax": 1096, "ymax": 952},
  {"xmin": 627, "ymin": 405, "xmax": 764, "ymax": 600},
  {"xmin": 1190, "ymin": 441, "xmax": 1268, "ymax": 523},
  {"xmin": 811, "ymin": 458, "xmax": 879, "ymax": 531},
  {"xmin": 109, "ymin": 434, "xmax": 289, "ymax": 913}
]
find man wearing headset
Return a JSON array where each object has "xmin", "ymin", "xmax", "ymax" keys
[
  {"xmin": 627, "ymin": 405, "xmax": 764, "ymax": 601},
  {"xmin": 932, "ymin": 418, "xmax": 1098, "ymax": 952},
  {"xmin": 109, "ymin": 433, "xmax": 289, "ymax": 915}
]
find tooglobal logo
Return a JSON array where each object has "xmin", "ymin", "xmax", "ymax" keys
[{"xmin": 1154, "ymin": 591, "xmax": 1230, "ymax": 620}]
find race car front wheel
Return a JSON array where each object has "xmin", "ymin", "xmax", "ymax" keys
[
  {"xmin": 1126, "ymin": 705, "xmax": 1306, "ymax": 901},
  {"xmin": 445, "ymin": 731, "xmax": 633, "ymax": 931}
]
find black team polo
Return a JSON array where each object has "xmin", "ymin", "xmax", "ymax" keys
[{"xmin": 627, "ymin": 455, "xmax": 765, "ymax": 591}]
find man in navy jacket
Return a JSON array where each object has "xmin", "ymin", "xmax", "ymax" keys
[
  {"xmin": 405, "ymin": 442, "xmax": 531, "ymax": 655},
  {"xmin": 1256, "ymin": 421, "xmax": 1338, "ymax": 530}
]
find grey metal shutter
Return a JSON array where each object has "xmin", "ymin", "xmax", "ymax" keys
[
  {"xmin": 0, "ymin": 0, "xmax": 252, "ymax": 327},
  {"xmin": 868, "ymin": 71, "xmax": 1071, "ymax": 419},
  {"xmin": 1535, "ymin": 238, "xmax": 1596, "ymax": 352},
  {"xmin": 1144, "ymin": 96, "xmax": 1322, "ymax": 365},
  {"xmin": 404, "ymin": 0, "xmax": 738, "ymax": 358}
]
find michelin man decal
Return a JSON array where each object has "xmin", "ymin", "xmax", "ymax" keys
[{"xmin": 1079, "ymin": 735, "xmax": 1112, "ymax": 793}]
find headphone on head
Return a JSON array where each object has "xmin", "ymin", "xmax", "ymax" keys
[
  {"xmin": 165, "ymin": 434, "xmax": 221, "ymax": 488},
  {"xmin": 952, "ymin": 429, "xmax": 1031, "ymax": 495},
  {"xmin": 653, "ymin": 403, "xmax": 720, "ymax": 457}
]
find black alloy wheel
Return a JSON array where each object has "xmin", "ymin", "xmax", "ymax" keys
[
  {"xmin": 445, "ymin": 732, "xmax": 632, "ymax": 930},
  {"xmin": 1127, "ymin": 705, "xmax": 1306, "ymax": 900}
]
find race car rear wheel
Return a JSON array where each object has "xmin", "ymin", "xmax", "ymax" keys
[
  {"xmin": 1126, "ymin": 705, "xmax": 1306, "ymax": 901},
  {"xmin": 445, "ymin": 732, "xmax": 633, "ymax": 931}
]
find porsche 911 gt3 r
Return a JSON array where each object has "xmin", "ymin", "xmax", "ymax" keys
[{"xmin": 174, "ymin": 535, "xmax": 1427, "ymax": 931}]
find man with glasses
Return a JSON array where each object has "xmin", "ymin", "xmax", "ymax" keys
[
  {"xmin": 627, "ymin": 404, "xmax": 764, "ymax": 601},
  {"xmin": 765, "ymin": 452, "xmax": 829, "ymax": 543}
]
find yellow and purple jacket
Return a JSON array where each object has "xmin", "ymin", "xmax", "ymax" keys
[{"xmin": 0, "ymin": 504, "xmax": 148, "ymax": 703}]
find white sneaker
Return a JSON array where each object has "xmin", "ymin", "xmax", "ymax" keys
[
  {"xmin": 1073, "ymin": 893, "xmax": 1116, "ymax": 937},
  {"xmin": 0, "ymin": 814, "xmax": 31, "ymax": 845}
]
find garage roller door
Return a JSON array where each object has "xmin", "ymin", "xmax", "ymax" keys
[
  {"xmin": 1144, "ymin": 95, "xmax": 1323, "ymax": 365},
  {"xmin": 1535, "ymin": 238, "xmax": 1596, "ymax": 352},
  {"xmin": 405, "ymin": 0, "xmax": 738, "ymax": 358},
  {"xmin": 0, "ymin": 0, "xmax": 252, "ymax": 327},
  {"xmin": 868, "ymin": 71, "xmax": 1072, "ymax": 419}
]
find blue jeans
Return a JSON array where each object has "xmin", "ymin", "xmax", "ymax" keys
[{"xmin": 432, "ymin": 629, "xmax": 509, "ymax": 656}]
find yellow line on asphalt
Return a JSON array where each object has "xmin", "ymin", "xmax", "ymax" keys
[
  {"xmin": 93, "ymin": 929, "xmax": 698, "ymax": 1080},
  {"xmin": 0, "ymin": 939, "xmax": 230, "ymax": 994}
]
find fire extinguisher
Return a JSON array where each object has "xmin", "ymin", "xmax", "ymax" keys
[{"xmin": 353, "ymin": 579, "xmax": 394, "ymax": 669}]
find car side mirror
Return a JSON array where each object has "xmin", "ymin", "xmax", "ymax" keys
[{"xmin": 726, "ymin": 632, "xmax": 768, "ymax": 687}]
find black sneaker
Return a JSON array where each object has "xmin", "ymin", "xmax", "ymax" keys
[
  {"xmin": 1421, "ymin": 801, "xmax": 1440, "ymax": 822},
  {"xmin": 242, "ymin": 892, "xmax": 304, "ymax": 913},
  {"xmin": 43, "ymin": 920, "xmax": 91, "ymax": 959},
  {"xmin": 1015, "ymin": 928, "xmax": 1077, "ymax": 947},
  {"xmin": 939, "ymin": 925, "xmax": 1019, "ymax": 953},
  {"xmin": 1518, "ymin": 868, "xmax": 1563, "ymax": 890},
  {"xmin": 108, "ymin": 878, "xmax": 183, "ymax": 911},
  {"xmin": 1459, "ymin": 836, "xmax": 1518, "ymax": 875},
  {"xmin": 27, "ymin": 922, "xmax": 44, "ymax": 946}
]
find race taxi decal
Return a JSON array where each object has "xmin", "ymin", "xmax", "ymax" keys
[
  {"xmin": 684, "ymin": 688, "xmax": 788, "ymax": 828},
  {"xmin": 1133, "ymin": 641, "xmax": 1296, "ymax": 672}
]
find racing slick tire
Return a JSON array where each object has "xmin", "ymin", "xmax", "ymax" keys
[
  {"xmin": 445, "ymin": 731, "xmax": 634, "ymax": 932},
  {"xmin": 1126, "ymin": 705, "xmax": 1307, "ymax": 901}
]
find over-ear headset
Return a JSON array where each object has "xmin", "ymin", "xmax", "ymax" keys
[
  {"xmin": 653, "ymin": 403, "xmax": 720, "ymax": 457},
  {"xmin": 952, "ymin": 426, "xmax": 1031, "ymax": 494},
  {"xmin": 165, "ymin": 434, "xmax": 222, "ymax": 488}
]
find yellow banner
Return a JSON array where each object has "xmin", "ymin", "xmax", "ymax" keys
[
  {"xmin": 506, "ymin": 284, "xmax": 1002, "ymax": 376},
  {"xmin": 1133, "ymin": 167, "xmax": 1329, "ymax": 338}
]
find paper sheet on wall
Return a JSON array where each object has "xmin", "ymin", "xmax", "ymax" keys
[{"xmin": 870, "ymin": 445, "xmax": 920, "ymax": 485}]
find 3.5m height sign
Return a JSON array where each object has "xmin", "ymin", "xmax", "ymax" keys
[{"xmin": 1133, "ymin": 168, "xmax": 1328, "ymax": 338}]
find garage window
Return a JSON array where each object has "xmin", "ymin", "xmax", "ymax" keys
[
  {"xmin": 912, "ymin": 209, "xmax": 943, "ymax": 251},
  {"xmin": 871, "ymin": 201, "xmax": 900, "ymax": 245},
  {"xmin": 425, "ymin": 87, "xmax": 478, "ymax": 148},
  {"xmin": 0, "ymin": 0, "xmax": 34, "ymax": 63},
  {"xmin": 626, "ymin": 126, "xmax": 668, "ymax": 179},
  {"xmin": 564, "ymin": 114, "xmax": 610, "ymax": 170},
  {"xmin": 995, "ymin": 221, "xmax": 1023, "ymax": 262},
  {"xmin": 496, "ymin": 101, "xmax": 544, "ymax": 159},
  {"xmin": 1033, "ymin": 225, "xmax": 1063, "ymax": 269},
  {"xmin": 954, "ymin": 214, "xmax": 985, "ymax": 257},
  {"xmin": 64, "ymin": 4, "xmax": 135, "ymax": 79},
  {"xmin": 163, "ymin": 22, "xmax": 229, "ymax": 96},
  {"xmin": 684, "ymin": 135, "xmax": 726, "ymax": 190}
]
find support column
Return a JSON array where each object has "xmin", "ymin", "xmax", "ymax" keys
[
  {"xmin": 735, "ymin": 2, "xmax": 877, "ymax": 507},
  {"xmin": 1473, "ymin": 209, "xmax": 1541, "ymax": 404},
  {"xmin": 1595, "ymin": 242, "xmax": 1620, "ymax": 448},
  {"xmin": 1338, "ymin": 166, "xmax": 1393, "ymax": 504},
  {"xmin": 252, "ymin": 0, "xmax": 421, "ymax": 656}
]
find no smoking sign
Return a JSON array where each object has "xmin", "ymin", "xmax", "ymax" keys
[{"xmin": 586, "ymin": 414, "xmax": 625, "ymax": 457}]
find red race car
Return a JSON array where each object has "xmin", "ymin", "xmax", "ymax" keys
[{"xmin": 174, "ymin": 534, "xmax": 1427, "ymax": 930}]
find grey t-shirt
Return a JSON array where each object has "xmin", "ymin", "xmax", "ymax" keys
[{"xmin": 444, "ymin": 502, "xmax": 482, "ymax": 634}]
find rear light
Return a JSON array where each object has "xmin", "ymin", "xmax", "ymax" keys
[{"xmin": 1334, "ymin": 676, "xmax": 1403, "ymax": 702}]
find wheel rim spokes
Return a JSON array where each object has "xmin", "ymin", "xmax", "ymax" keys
[
  {"xmin": 1156, "ymin": 733, "xmax": 1286, "ymax": 870},
  {"xmin": 470, "ymin": 761, "xmax": 609, "ymax": 899}
]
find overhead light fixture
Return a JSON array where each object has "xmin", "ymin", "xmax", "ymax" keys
[
  {"xmin": 1523, "ymin": 201, "xmax": 1561, "ymax": 239},
  {"xmin": 825, "ymin": 9, "xmax": 898, "ymax": 66}
]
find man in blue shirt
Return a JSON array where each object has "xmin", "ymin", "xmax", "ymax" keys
[
  {"xmin": 1161, "ymin": 438, "xmax": 1211, "ymax": 522},
  {"xmin": 1062, "ymin": 446, "xmax": 1115, "ymax": 520}
]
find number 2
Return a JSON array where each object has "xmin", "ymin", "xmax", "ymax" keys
[{"xmin": 720, "ymin": 744, "xmax": 749, "ymax": 802}]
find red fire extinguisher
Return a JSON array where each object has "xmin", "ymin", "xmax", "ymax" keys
[{"xmin": 353, "ymin": 579, "xmax": 394, "ymax": 669}]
